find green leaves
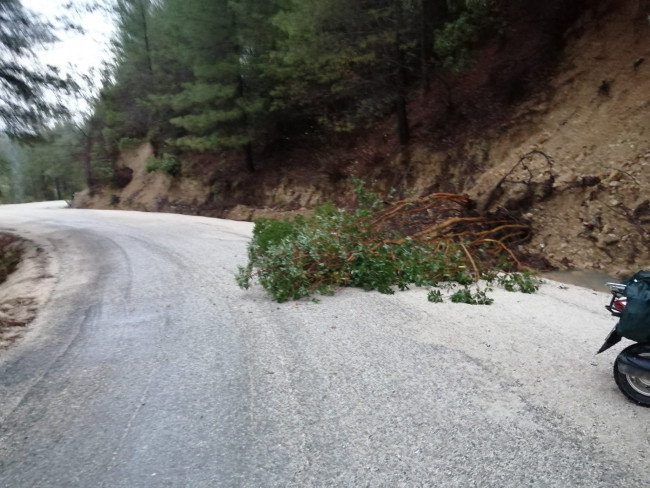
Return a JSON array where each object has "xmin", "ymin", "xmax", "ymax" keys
[
  {"xmin": 433, "ymin": 2, "xmax": 502, "ymax": 71},
  {"xmin": 236, "ymin": 184, "xmax": 538, "ymax": 304},
  {"xmin": 494, "ymin": 271, "xmax": 540, "ymax": 294},
  {"xmin": 146, "ymin": 153, "xmax": 181, "ymax": 176},
  {"xmin": 83, "ymin": 0, "xmax": 508, "ymax": 174},
  {"xmin": 450, "ymin": 287, "xmax": 494, "ymax": 305},
  {"xmin": 269, "ymin": 0, "xmax": 421, "ymax": 137},
  {"xmin": 0, "ymin": 0, "xmax": 78, "ymax": 138},
  {"xmin": 0, "ymin": 124, "xmax": 85, "ymax": 203}
]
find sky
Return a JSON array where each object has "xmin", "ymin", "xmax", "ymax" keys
[{"xmin": 21, "ymin": 0, "xmax": 117, "ymax": 116}]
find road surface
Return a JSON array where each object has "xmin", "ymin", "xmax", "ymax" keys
[{"xmin": 0, "ymin": 202, "xmax": 648, "ymax": 487}]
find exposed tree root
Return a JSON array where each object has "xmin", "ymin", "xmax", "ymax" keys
[{"xmin": 366, "ymin": 191, "xmax": 539, "ymax": 280}]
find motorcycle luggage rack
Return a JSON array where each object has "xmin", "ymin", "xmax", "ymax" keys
[
  {"xmin": 605, "ymin": 282, "xmax": 626, "ymax": 317},
  {"xmin": 606, "ymin": 282, "xmax": 626, "ymax": 292}
]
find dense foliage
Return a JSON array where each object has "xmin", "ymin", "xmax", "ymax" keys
[
  {"xmin": 236, "ymin": 183, "xmax": 540, "ymax": 303},
  {"xmin": 79, "ymin": 0, "xmax": 503, "ymax": 184},
  {"xmin": 0, "ymin": 126, "xmax": 84, "ymax": 203},
  {"xmin": 1, "ymin": 0, "xmax": 589, "ymax": 203},
  {"xmin": 0, "ymin": 1, "xmax": 89, "ymax": 203}
]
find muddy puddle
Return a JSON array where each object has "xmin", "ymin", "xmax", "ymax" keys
[{"xmin": 543, "ymin": 270, "xmax": 624, "ymax": 292}]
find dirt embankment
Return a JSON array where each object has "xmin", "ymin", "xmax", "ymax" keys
[
  {"xmin": 74, "ymin": 0, "xmax": 650, "ymax": 277},
  {"xmin": 73, "ymin": 143, "xmax": 212, "ymax": 214},
  {"xmin": 0, "ymin": 233, "xmax": 57, "ymax": 348},
  {"xmin": 466, "ymin": 1, "xmax": 650, "ymax": 276}
]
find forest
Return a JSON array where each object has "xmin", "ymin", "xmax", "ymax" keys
[{"xmin": 0, "ymin": 0, "xmax": 589, "ymax": 204}]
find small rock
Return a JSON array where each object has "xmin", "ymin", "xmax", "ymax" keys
[{"xmin": 600, "ymin": 234, "xmax": 620, "ymax": 246}]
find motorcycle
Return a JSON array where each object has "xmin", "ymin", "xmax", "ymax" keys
[{"xmin": 598, "ymin": 279, "xmax": 650, "ymax": 407}]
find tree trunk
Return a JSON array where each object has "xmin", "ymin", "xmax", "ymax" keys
[
  {"xmin": 394, "ymin": 2, "xmax": 410, "ymax": 146},
  {"xmin": 54, "ymin": 178, "xmax": 62, "ymax": 200},
  {"xmin": 83, "ymin": 135, "xmax": 94, "ymax": 190},
  {"xmin": 139, "ymin": 1, "xmax": 154, "ymax": 78},
  {"xmin": 396, "ymin": 89, "xmax": 410, "ymax": 146},
  {"xmin": 244, "ymin": 142, "xmax": 254, "ymax": 173},
  {"xmin": 420, "ymin": 0, "xmax": 449, "ymax": 93}
]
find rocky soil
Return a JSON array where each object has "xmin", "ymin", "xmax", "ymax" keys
[
  {"xmin": 467, "ymin": 1, "xmax": 650, "ymax": 276},
  {"xmin": 0, "ymin": 231, "xmax": 57, "ymax": 348}
]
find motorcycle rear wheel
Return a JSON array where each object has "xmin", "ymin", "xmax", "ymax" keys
[{"xmin": 614, "ymin": 344, "xmax": 650, "ymax": 407}]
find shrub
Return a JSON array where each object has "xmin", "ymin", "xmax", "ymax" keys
[
  {"xmin": 495, "ymin": 271, "xmax": 540, "ymax": 293},
  {"xmin": 160, "ymin": 154, "xmax": 181, "ymax": 176},
  {"xmin": 450, "ymin": 287, "xmax": 494, "ymax": 305},
  {"xmin": 427, "ymin": 289, "xmax": 443, "ymax": 303},
  {"xmin": 145, "ymin": 157, "xmax": 159, "ymax": 173},
  {"xmin": 146, "ymin": 154, "xmax": 181, "ymax": 177},
  {"xmin": 117, "ymin": 137, "xmax": 142, "ymax": 152},
  {"xmin": 434, "ymin": 2, "xmax": 504, "ymax": 71},
  {"xmin": 236, "ymin": 182, "xmax": 539, "ymax": 304}
]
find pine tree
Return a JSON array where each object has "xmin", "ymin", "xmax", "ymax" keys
[
  {"xmin": 103, "ymin": 0, "xmax": 159, "ymax": 140},
  {"xmin": 166, "ymin": 0, "xmax": 279, "ymax": 172},
  {"xmin": 0, "ymin": 0, "xmax": 77, "ymax": 138},
  {"xmin": 270, "ymin": 0, "xmax": 424, "ymax": 145}
]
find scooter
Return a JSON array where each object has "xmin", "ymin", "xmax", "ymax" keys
[{"xmin": 598, "ymin": 281, "xmax": 650, "ymax": 407}]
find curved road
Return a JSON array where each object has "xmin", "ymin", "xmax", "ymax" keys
[{"xmin": 0, "ymin": 203, "xmax": 648, "ymax": 487}]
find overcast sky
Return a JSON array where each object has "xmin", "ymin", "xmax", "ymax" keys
[{"xmin": 21, "ymin": 0, "xmax": 117, "ymax": 115}]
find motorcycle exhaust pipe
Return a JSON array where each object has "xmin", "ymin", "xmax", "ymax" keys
[{"xmin": 616, "ymin": 351, "xmax": 650, "ymax": 381}]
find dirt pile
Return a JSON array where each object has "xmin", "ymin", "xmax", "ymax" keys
[
  {"xmin": 73, "ymin": 143, "xmax": 211, "ymax": 214},
  {"xmin": 467, "ymin": 1, "xmax": 650, "ymax": 276}
]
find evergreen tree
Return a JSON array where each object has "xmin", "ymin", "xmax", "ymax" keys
[
  {"xmin": 0, "ymin": 0, "xmax": 77, "ymax": 138},
  {"xmin": 165, "ymin": 0, "xmax": 279, "ymax": 172},
  {"xmin": 102, "ymin": 0, "xmax": 159, "ymax": 141},
  {"xmin": 270, "ymin": 0, "xmax": 424, "ymax": 145},
  {"xmin": 0, "ymin": 125, "xmax": 84, "ymax": 202},
  {"xmin": 83, "ymin": 0, "xmax": 504, "ymax": 182}
]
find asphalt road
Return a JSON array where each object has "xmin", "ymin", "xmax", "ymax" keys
[{"xmin": 0, "ymin": 202, "xmax": 649, "ymax": 487}]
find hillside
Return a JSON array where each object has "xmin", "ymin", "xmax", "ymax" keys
[
  {"xmin": 468, "ymin": 0, "xmax": 650, "ymax": 277},
  {"xmin": 73, "ymin": 0, "xmax": 650, "ymax": 278}
]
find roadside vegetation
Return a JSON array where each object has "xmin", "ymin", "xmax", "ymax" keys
[
  {"xmin": 236, "ymin": 182, "xmax": 540, "ymax": 304},
  {"xmin": 5, "ymin": 0, "xmax": 561, "ymax": 203}
]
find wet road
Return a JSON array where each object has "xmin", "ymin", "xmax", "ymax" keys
[{"xmin": 0, "ymin": 203, "xmax": 649, "ymax": 487}]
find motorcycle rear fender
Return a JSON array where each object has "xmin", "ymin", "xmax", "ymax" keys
[
  {"xmin": 616, "ymin": 345, "xmax": 650, "ymax": 381},
  {"xmin": 597, "ymin": 329, "xmax": 622, "ymax": 354}
]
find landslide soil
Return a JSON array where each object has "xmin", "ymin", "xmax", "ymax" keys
[{"xmin": 74, "ymin": 0, "xmax": 650, "ymax": 278}]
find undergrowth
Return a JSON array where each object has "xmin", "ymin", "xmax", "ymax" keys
[
  {"xmin": 146, "ymin": 153, "xmax": 182, "ymax": 176},
  {"xmin": 236, "ymin": 182, "xmax": 540, "ymax": 304}
]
